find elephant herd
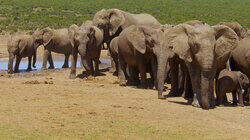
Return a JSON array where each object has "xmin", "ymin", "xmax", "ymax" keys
[{"xmin": 7, "ymin": 9, "xmax": 250, "ymax": 110}]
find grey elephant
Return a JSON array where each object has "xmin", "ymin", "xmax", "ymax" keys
[
  {"xmin": 117, "ymin": 25, "xmax": 173, "ymax": 88},
  {"xmin": 217, "ymin": 22, "xmax": 243, "ymax": 39},
  {"xmin": 68, "ymin": 24, "xmax": 103, "ymax": 79},
  {"xmin": 216, "ymin": 69, "xmax": 249, "ymax": 106},
  {"xmin": 156, "ymin": 23, "xmax": 238, "ymax": 109},
  {"xmin": 7, "ymin": 30, "xmax": 41, "ymax": 73},
  {"xmin": 230, "ymin": 37, "xmax": 250, "ymax": 102},
  {"xmin": 34, "ymin": 27, "xmax": 72, "ymax": 69}
]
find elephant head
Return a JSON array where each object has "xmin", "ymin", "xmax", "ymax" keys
[
  {"xmin": 33, "ymin": 27, "xmax": 53, "ymax": 47},
  {"xmin": 164, "ymin": 23, "xmax": 238, "ymax": 109},
  {"xmin": 125, "ymin": 25, "xmax": 174, "ymax": 93},
  {"xmin": 237, "ymin": 72, "xmax": 249, "ymax": 91},
  {"xmin": 93, "ymin": 9, "xmax": 125, "ymax": 36}
]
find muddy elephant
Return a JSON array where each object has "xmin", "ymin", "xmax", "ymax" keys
[
  {"xmin": 217, "ymin": 22, "xmax": 243, "ymax": 39},
  {"xmin": 157, "ymin": 23, "xmax": 238, "ymax": 109},
  {"xmin": 34, "ymin": 27, "xmax": 72, "ymax": 69},
  {"xmin": 7, "ymin": 31, "xmax": 41, "ymax": 73},
  {"xmin": 216, "ymin": 69, "xmax": 249, "ymax": 106},
  {"xmin": 68, "ymin": 24, "xmax": 103, "ymax": 79},
  {"xmin": 117, "ymin": 25, "xmax": 173, "ymax": 89},
  {"xmin": 230, "ymin": 37, "xmax": 250, "ymax": 102}
]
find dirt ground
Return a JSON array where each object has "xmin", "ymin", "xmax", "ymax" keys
[{"xmin": 0, "ymin": 35, "xmax": 249, "ymax": 139}]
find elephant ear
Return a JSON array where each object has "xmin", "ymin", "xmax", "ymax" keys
[
  {"xmin": 68, "ymin": 24, "xmax": 79, "ymax": 47},
  {"xmin": 167, "ymin": 24, "xmax": 195, "ymax": 62},
  {"xmin": 108, "ymin": 9, "xmax": 125, "ymax": 36},
  {"xmin": 42, "ymin": 27, "xmax": 53, "ymax": 46},
  {"xmin": 126, "ymin": 26, "xmax": 146, "ymax": 54},
  {"xmin": 18, "ymin": 39, "xmax": 28, "ymax": 55},
  {"xmin": 87, "ymin": 27, "xmax": 96, "ymax": 46},
  {"xmin": 213, "ymin": 25, "xmax": 238, "ymax": 64}
]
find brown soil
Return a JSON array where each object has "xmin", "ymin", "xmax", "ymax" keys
[{"xmin": 0, "ymin": 35, "xmax": 249, "ymax": 139}]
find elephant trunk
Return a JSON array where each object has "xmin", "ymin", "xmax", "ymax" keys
[
  {"xmin": 157, "ymin": 54, "xmax": 168, "ymax": 99},
  {"xmin": 78, "ymin": 45, "xmax": 92, "ymax": 75},
  {"xmin": 32, "ymin": 49, "xmax": 37, "ymax": 68},
  {"xmin": 200, "ymin": 70, "xmax": 211, "ymax": 110},
  {"xmin": 8, "ymin": 53, "xmax": 15, "ymax": 74}
]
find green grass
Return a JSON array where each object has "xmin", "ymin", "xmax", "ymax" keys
[{"xmin": 0, "ymin": 0, "xmax": 249, "ymax": 33}]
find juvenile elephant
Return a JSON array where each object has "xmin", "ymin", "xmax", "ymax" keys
[
  {"xmin": 216, "ymin": 69, "xmax": 249, "ymax": 106},
  {"xmin": 230, "ymin": 37, "xmax": 250, "ymax": 102},
  {"xmin": 217, "ymin": 22, "xmax": 243, "ymax": 39},
  {"xmin": 34, "ymin": 27, "xmax": 72, "ymax": 69},
  {"xmin": 68, "ymin": 24, "xmax": 103, "ymax": 79},
  {"xmin": 117, "ymin": 25, "xmax": 173, "ymax": 89},
  {"xmin": 7, "ymin": 31, "xmax": 41, "ymax": 73},
  {"xmin": 157, "ymin": 23, "xmax": 238, "ymax": 109}
]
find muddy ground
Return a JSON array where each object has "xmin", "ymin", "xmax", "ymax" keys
[{"xmin": 0, "ymin": 35, "xmax": 249, "ymax": 139}]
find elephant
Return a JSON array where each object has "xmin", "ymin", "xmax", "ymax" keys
[
  {"xmin": 156, "ymin": 23, "xmax": 238, "ymax": 109},
  {"xmin": 34, "ymin": 27, "xmax": 72, "ymax": 69},
  {"xmin": 81, "ymin": 20, "xmax": 93, "ymax": 27},
  {"xmin": 68, "ymin": 24, "xmax": 103, "ymax": 79},
  {"xmin": 230, "ymin": 37, "xmax": 250, "ymax": 102},
  {"xmin": 117, "ymin": 25, "xmax": 173, "ymax": 89},
  {"xmin": 216, "ymin": 69, "xmax": 249, "ymax": 106},
  {"xmin": 7, "ymin": 31, "xmax": 41, "ymax": 73},
  {"xmin": 217, "ymin": 22, "xmax": 243, "ymax": 39}
]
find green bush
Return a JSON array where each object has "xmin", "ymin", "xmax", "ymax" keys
[{"xmin": 0, "ymin": 0, "xmax": 249, "ymax": 32}]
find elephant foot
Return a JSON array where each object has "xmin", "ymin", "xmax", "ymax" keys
[
  {"xmin": 94, "ymin": 71, "xmax": 100, "ymax": 76},
  {"xmin": 14, "ymin": 70, "xmax": 19, "ymax": 73},
  {"xmin": 112, "ymin": 71, "xmax": 118, "ymax": 76},
  {"xmin": 7, "ymin": 70, "xmax": 13, "ymax": 74},
  {"xmin": 69, "ymin": 74, "xmax": 76, "ymax": 79},
  {"xmin": 27, "ymin": 68, "xmax": 32, "ymax": 71},
  {"xmin": 109, "ymin": 68, "xmax": 116, "ymax": 73},
  {"xmin": 62, "ymin": 65, "xmax": 69, "ymax": 68},
  {"xmin": 238, "ymin": 103, "xmax": 244, "ymax": 107},
  {"xmin": 48, "ymin": 66, "xmax": 55, "ymax": 69},
  {"xmin": 119, "ymin": 81, "xmax": 126, "ymax": 86},
  {"xmin": 218, "ymin": 104, "xmax": 225, "ymax": 107},
  {"xmin": 192, "ymin": 99, "xmax": 201, "ymax": 108},
  {"xmin": 158, "ymin": 94, "xmax": 166, "ymax": 100}
]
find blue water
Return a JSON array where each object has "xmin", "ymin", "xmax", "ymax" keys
[{"xmin": 0, "ymin": 59, "xmax": 111, "ymax": 73}]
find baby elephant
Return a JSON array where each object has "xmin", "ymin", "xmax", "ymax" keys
[{"xmin": 216, "ymin": 69, "xmax": 249, "ymax": 106}]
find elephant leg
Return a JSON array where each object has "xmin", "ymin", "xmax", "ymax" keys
[
  {"xmin": 113, "ymin": 59, "xmax": 119, "ymax": 76},
  {"xmin": 216, "ymin": 88, "xmax": 225, "ymax": 106},
  {"xmin": 94, "ymin": 58, "xmax": 100, "ymax": 76},
  {"xmin": 14, "ymin": 56, "xmax": 22, "ymax": 73},
  {"xmin": 48, "ymin": 52, "xmax": 54, "ymax": 69},
  {"xmin": 237, "ymin": 87, "xmax": 244, "ymax": 107},
  {"xmin": 69, "ymin": 49, "xmax": 78, "ymax": 79},
  {"xmin": 127, "ymin": 66, "xmax": 140, "ymax": 86},
  {"xmin": 62, "ymin": 54, "xmax": 70, "ymax": 68},
  {"xmin": 243, "ymin": 89, "xmax": 249, "ymax": 103},
  {"xmin": 137, "ymin": 63, "xmax": 147, "ymax": 89},
  {"xmin": 27, "ymin": 56, "xmax": 32, "ymax": 71},
  {"xmin": 184, "ymin": 71, "xmax": 194, "ymax": 100},
  {"xmin": 118, "ymin": 55, "xmax": 127, "ymax": 86},
  {"xmin": 178, "ymin": 66, "xmax": 185, "ymax": 96},
  {"xmin": 232, "ymin": 89, "xmax": 237, "ymax": 106},
  {"xmin": 187, "ymin": 64, "xmax": 202, "ymax": 108},
  {"xmin": 168, "ymin": 58, "xmax": 179, "ymax": 97},
  {"xmin": 8, "ymin": 53, "xmax": 15, "ymax": 74},
  {"xmin": 42, "ymin": 49, "xmax": 49, "ymax": 70}
]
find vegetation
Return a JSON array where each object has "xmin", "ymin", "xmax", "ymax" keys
[{"xmin": 0, "ymin": 0, "xmax": 249, "ymax": 33}]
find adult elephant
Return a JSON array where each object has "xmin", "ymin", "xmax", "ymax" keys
[
  {"xmin": 117, "ymin": 25, "xmax": 173, "ymax": 88},
  {"xmin": 7, "ymin": 30, "xmax": 41, "ymax": 73},
  {"xmin": 217, "ymin": 22, "xmax": 243, "ymax": 39},
  {"xmin": 230, "ymin": 37, "xmax": 250, "ymax": 102},
  {"xmin": 68, "ymin": 24, "xmax": 103, "ymax": 79},
  {"xmin": 157, "ymin": 23, "xmax": 238, "ymax": 109},
  {"xmin": 34, "ymin": 27, "xmax": 72, "ymax": 69}
]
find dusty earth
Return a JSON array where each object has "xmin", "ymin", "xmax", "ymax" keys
[{"xmin": 0, "ymin": 35, "xmax": 249, "ymax": 139}]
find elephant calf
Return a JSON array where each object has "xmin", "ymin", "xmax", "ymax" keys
[
  {"xmin": 7, "ymin": 32, "xmax": 41, "ymax": 73},
  {"xmin": 216, "ymin": 69, "xmax": 249, "ymax": 106}
]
